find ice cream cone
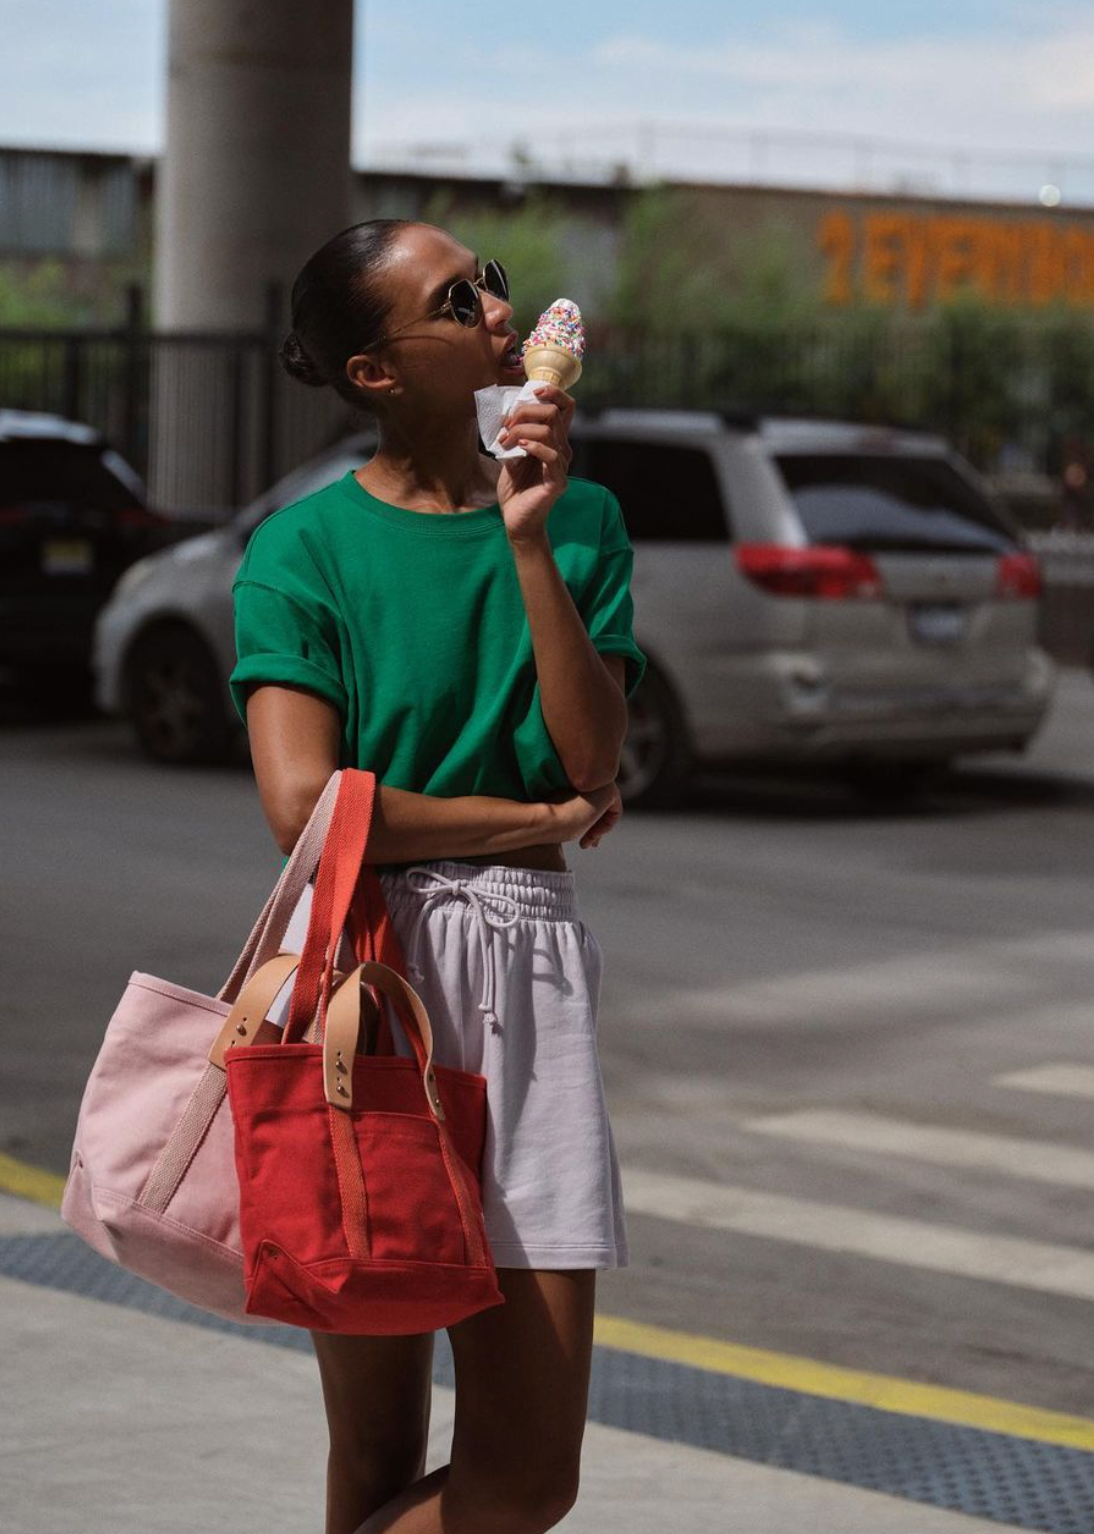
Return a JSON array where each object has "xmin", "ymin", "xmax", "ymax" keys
[
  {"xmin": 522, "ymin": 345, "xmax": 583, "ymax": 390},
  {"xmin": 521, "ymin": 299, "xmax": 586, "ymax": 393}
]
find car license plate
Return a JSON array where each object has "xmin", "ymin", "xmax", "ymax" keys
[
  {"xmin": 42, "ymin": 538, "xmax": 93, "ymax": 575},
  {"xmin": 908, "ymin": 603, "xmax": 968, "ymax": 645}
]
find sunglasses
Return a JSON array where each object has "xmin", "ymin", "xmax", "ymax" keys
[{"xmin": 367, "ymin": 259, "xmax": 510, "ymax": 350}]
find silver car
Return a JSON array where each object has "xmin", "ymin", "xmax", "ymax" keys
[
  {"xmin": 574, "ymin": 410, "xmax": 1054, "ymax": 804},
  {"xmin": 94, "ymin": 410, "xmax": 1054, "ymax": 806}
]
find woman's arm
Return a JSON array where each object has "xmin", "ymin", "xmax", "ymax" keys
[
  {"xmin": 495, "ymin": 386, "xmax": 630, "ymax": 790},
  {"xmin": 245, "ymin": 682, "xmax": 568, "ymax": 860},
  {"xmin": 508, "ymin": 536, "xmax": 629, "ymax": 791}
]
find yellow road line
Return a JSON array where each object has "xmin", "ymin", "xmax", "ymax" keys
[
  {"xmin": 3, "ymin": 1154, "xmax": 1091, "ymax": 1453},
  {"xmin": 0, "ymin": 1153, "xmax": 65, "ymax": 1209},
  {"xmin": 594, "ymin": 1314, "xmax": 1094, "ymax": 1452}
]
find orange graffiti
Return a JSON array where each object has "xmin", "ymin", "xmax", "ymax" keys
[{"xmin": 817, "ymin": 209, "xmax": 1094, "ymax": 309}]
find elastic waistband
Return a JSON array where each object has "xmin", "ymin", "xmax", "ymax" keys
[
  {"xmin": 377, "ymin": 859, "xmax": 579, "ymax": 921},
  {"xmin": 376, "ymin": 860, "xmax": 581, "ymax": 1030}
]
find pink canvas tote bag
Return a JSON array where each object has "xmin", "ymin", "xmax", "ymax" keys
[{"xmin": 59, "ymin": 770, "xmax": 377, "ymax": 1323}]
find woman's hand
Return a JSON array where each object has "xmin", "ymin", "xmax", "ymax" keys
[
  {"xmin": 577, "ymin": 781, "xmax": 622, "ymax": 848},
  {"xmin": 544, "ymin": 782, "xmax": 623, "ymax": 850},
  {"xmin": 495, "ymin": 384, "xmax": 575, "ymax": 543}
]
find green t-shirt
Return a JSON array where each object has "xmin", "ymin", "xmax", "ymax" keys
[{"xmin": 229, "ymin": 468, "xmax": 647, "ymax": 809}]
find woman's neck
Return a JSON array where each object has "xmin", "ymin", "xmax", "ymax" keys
[{"xmin": 362, "ymin": 417, "xmax": 500, "ymax": 513}]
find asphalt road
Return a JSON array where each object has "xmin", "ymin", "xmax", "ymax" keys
[{"xmin": 4, "ymin": 668, "xmax": 1094, "ymax": 1418}]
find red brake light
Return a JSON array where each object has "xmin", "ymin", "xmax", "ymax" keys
[
  {"xmin": 996, "ymin": 551, "xmax": 1041, "ymax": 599},
  {"xmin": 735, "ymin": 543, "xmax": 884, "ymax": 600},
  {"xmin": 115, "ymin": 506, "xmax": 164, "ymax": 527}
]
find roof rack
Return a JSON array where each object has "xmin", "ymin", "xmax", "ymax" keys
[
  {"xmin": 575, "ymin": 401, "xmax": 946, "ymax": 441},
  {"xmin": 721, "ymin": 404, "xmax": 941, "ymax": 437}
]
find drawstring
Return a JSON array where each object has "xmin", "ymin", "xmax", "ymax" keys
[{"xmin": 399, "ymin": 867, "xmax": 522, "ymax": 1029}]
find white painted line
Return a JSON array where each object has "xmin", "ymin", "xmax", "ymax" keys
[
  {"xmin": 668, "ymin": 932, "xmax": 1094, "ymax": 1033},
  {"xmin": 621, "ymin": 1168, "xmax": 1094, "ymax": 1302},
  {"xmin": 993, "ymin": 1064, "xmax": 1094, "ymax": 1101},
  {"xmin": 740, "ymin": 1109, "xmax": 1094, "ymax": 1190}
]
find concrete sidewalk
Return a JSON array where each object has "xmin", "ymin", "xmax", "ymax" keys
[{"xmin": 0, "ymin": 1190, "xmax": 1025, "ymax": 1534}]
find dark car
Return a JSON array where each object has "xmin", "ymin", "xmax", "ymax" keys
[{"xmin": 0, "ymin": 409, "xmax": 191, "ymax": 687}]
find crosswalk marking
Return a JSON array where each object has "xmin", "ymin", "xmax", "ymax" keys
[
  {"xmin": 993, "ymin": 1063, "xmax": 1094, "ymax": 1101},
  {"xmin": 663, "ymin": 932, "xmax": 1094, "ymax": 1032},
  {"xmin": 740, "ymin": 1109, "xmax": 1094, "ymax": 1189},
  {"xmin": 621, "ymin": 1167, "xmax": 1094, "ymax": 1301}
]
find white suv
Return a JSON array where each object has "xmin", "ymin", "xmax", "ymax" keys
[
  {"xmin": 572, "ymin": 410, "xmax": 1054, "ymax": 804},
  {"xmin": 94, "ymin": 410, "xmax": 1054, "ymax": 806}
]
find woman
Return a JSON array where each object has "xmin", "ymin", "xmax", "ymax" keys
[{"xmin": 228, "ymin": 218, "xmax": 647, "ymax": 1534}]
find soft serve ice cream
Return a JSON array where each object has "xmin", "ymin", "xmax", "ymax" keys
[{"xmin": 522, "ymin": 299, "xmax": 585, "ymax": 389}]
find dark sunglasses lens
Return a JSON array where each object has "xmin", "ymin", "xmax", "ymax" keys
[
  {"xmin": 449, "ymin": 279, "xmax": 481, "ymax": 326},
  {"xmin": 484, "ymin": 260, "xmax": 509, "ymax": 300}
]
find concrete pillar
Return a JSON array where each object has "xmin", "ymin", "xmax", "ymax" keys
[{"xmin": 150, "ymin": 0, "xmax": 354, "ymax": 508}]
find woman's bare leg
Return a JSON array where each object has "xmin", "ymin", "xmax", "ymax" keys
[
  {"xmin": 350, "ymin": 1267, "xmax": 596, "ymax": 1534},
  {"xmin": 310, "ymin": 1329, "xmax": 435, "ymax": 1534}
]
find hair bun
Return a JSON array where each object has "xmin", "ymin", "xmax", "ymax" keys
[{"xmin": 279, "ymin": 330, "xmax": 326, "ymax": 387}]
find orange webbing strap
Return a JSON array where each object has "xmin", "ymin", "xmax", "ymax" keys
[
  {"xmin": 329, "ymin": 1102, "xmax": 370, "ymax": 1260},
  {"xmin": 436, "ymin": 1122, "xmax": 490, "ymax": 1268},
  {"xmin": 344, "ymin": 865, "xmax": 412, "ymax": 1056},
  {"xmin": 284, "ymin": 770, "xmax": 375, "ymax": 1042}
]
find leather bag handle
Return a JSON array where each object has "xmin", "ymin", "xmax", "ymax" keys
[{"xmin": 322, "ymin": 960, "xmax": 445, "ymax": 1120}]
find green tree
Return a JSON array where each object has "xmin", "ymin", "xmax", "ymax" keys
[
  {"xmin": 919, "ymin": 295, "xmax": 1028, "ymax": 465},
  {"xmin": 0, "ymin": 258, "xmax": 99, "ymax": 326}
]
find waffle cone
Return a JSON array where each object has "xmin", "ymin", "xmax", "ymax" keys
[{"xmin": 522, "ymin": 345, "xmax": 583, "ymax": 390}]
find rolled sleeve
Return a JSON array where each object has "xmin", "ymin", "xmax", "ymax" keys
[{"xmin": 229, "ymin": 579, "xmax": 348, "ymax": 725}]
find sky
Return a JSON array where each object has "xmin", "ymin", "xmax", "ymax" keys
[{"xmin": 3, "ymin": 0, "xmax": 1094, "ymax": 202}]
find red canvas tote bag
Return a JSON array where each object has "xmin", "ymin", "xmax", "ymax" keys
[{"xmin": 224, "ymin": 767, "xmax": 505, "ymax": 1335}]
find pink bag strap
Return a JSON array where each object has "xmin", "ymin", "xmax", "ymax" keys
[{"xmin": 218, "ymin": 769, "xmax": 344, "ymax": 1002}]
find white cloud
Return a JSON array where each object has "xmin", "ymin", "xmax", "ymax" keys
[
  {"xmin": 589, "ymin": 14, "xmax": 1094, "ymax": 133},
  {"xmin": 353, "ymin": 11, "xmax": 1094, "ymax": 199},
  {"xmin": 5, "ymin": 3, "xmax": 1094, "ymax": 202}
]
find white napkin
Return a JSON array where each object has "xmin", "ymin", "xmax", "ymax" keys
[{"xmin": 474, "ymin": 379, "xmax": 550, "ymax": 460}]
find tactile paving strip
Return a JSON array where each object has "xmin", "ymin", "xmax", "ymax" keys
[{"xmin": 3, "ymin": 1231, "xmax": 1093, "ymax": 1533}]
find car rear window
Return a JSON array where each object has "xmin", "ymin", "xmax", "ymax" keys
[
  {"xmin": 577, "ymin": 439, "xmax": 729, "ymax": 541},
  {"xmin": 774, "ymin": 453, "xmax": 1015, "ymax": 554},
  {"xmin": 0, "ymin": 439, "xmax": 144, "ymax": 511}
]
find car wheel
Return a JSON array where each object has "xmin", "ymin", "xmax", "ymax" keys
[
  {"xmin": 125, "ymin": 625, "xmax": 236, "ymax": 765},
  {"xmin": 617, "ymin": 666, "xmax": 693, "ymax": 809},
  {"xmin": 843, "ymin": 758, "xmax": 951, "ymax": 804}
]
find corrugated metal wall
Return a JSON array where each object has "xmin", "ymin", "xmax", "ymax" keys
[{"xmin": 0, "ymin": 150, "xmax": 135, "ymax": 257}]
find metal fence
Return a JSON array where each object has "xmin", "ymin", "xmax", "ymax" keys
[
  {"xmin": 2, "ymin": 299, "xmax": 1093, "ymax": 513},
  {"xmin": 0, "ymin": 285, "xmax": 357, "ymax": 515},
  {"xmin": 583, "ymin": 318, "xmax": 1094, "ymax": 485}
]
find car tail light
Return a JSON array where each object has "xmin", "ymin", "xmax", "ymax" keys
[
  {"xmin": 115, "ymin": 506, "xmax": 165, "ymax": 527},
  {"xmin": 735, "ymin": 543, "xmax": 884, "ymax": 600},
  {"xmin": 996, "ymin": 551, "xmax": 1041, "ymax": 599}
]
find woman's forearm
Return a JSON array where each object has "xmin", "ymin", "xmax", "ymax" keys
[
  {"xmin": 508, "ymin": 529, "xmax": 628, "ymax": 790},
  {"xmin": 283, "ymin": 784, "xmax": 553, "ymax": 863}
]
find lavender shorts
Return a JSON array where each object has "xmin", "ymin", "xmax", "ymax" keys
[{"xmin": 268, "ymin": 859, "xmax": 629, "ymax": 1270}]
